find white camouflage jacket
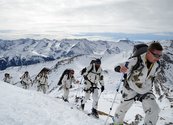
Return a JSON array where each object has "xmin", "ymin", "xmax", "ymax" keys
[
  {"xmin": 20, "ymin": 75, "xmax": 32, "ymax": 84},
  {"xmin": 83, "ymin": 63, "xmax": 104, "ymax": 87},
  {"xmin": 122, "ymin": 53, "xmax": 160, "ymax": 94},
  {"xmin": 62, "ymin": 74, "xmax": 76, "ymax": 89}
]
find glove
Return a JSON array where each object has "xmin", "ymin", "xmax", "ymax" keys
[
  {"xmin": 70, "ymin": 85, "xmax": 72, "ymax": 88},
  {"xmin": 101, "ymin": 86, "xmax": 105, "ymax": 92},
  {"xmin": 84, "ymin": 75, "xmax": 88, "ymax": 80}
]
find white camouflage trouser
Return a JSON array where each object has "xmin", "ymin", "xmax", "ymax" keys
[
  {"xmin": 21, "ymin": 81, "xmax": 29, "ymax": 89},
  {"xmin": 82, "ymin": 88, "xmax": 99, "ymax": 109},
  {"xmin": 63, "ymin": 88, "xmax": 69, "ymax": 100},
  {"xmin": 114, "ymin": 88, "xmax": 160, "ymax": 125},
  {"xmin": 37, "ymin": 84, "xmax": 47, "ymax": 94}
]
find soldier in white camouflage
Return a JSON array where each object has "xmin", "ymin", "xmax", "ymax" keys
[
  {"xmin": 35, "ymin": 68, "xmax": 50, "ymax": 94},
  {"xmin": 113, "ymin": 42, "xmax": 163, "ymax": 125},
  {"xmin": 3, "ymin": 73, "xmax": 12, "ymax": 84},
  {"xmin": 81, "ymin": 59, "xmax": 105, "ymax": 118},
  {"xmin": 61, "ymin": 69, "xmax": 79, "ymax": 102},
  {"xmin": 20, "ymin": 71, "xmax": 32, "ymax": 89}
]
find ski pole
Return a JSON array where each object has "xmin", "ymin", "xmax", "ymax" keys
[
  {"xmin": 75, "ymin": 77, "xmax": 83, "ymax": 97},
  {"xmin": 104, "ymin": 76, "xmax": 123, "ymax": 125},
  {"xmin": 98, "ymin": 90, "xmax": 102, "ymax": 100},
  {"xmin": 104, "ymin": 62, "xmax": 129, "ymax": 125},
  {"xmin": 75, "ymin": 77, "xmax": 83, "ymax": 103}
]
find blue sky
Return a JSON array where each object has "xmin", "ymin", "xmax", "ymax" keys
[{"xmin": 0, "ymin": 0, "xmax": 173, "ymax": 41}]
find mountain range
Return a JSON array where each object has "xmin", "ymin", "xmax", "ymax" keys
[{"xmin": 0, "ymin": 38, "xmax": 133, "ymax": 70}]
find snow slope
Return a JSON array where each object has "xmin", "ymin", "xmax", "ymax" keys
[{"xmin": 0, "ymin": 82, "xmax": 103, "ymax": 125}]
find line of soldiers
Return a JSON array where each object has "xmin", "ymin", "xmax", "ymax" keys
[
  {"xmin": 3, "ymin": 67, "xmax": 50, "ymax": 94},
  {"xmin": 2, "ymin": 60, "xmax": 104, "ymax": 119}
]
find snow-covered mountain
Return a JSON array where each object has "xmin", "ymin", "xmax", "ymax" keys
[
  {"xmin": 0, "ymin": 38, "xmax": 133, "ymax": 70},
  {"xmin": 0, "ymin": 39, "xmax": 173, "ymax": 125}
]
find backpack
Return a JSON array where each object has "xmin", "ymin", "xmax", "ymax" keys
[
  {"xmin": 81, "ymin": 59, "xmax": 96, "ymax": 75},
  {"xmin": 57, "ymin": 69, "xmax": 72, "ymax": 85},
  {"xmin": 128, "ymin": 43, "xmax": 148, "ymax": 72}
]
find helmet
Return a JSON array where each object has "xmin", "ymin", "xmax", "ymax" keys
[
  {"xmin": 95, "ymin": 59, "xmax": 101, "ymax": 64},
  {"xmin": 5, "ymin": 73, "xmax": 9, "ymax": 77},
  {"xmin": 70, "ymin": 69, "xmax": 74, "ymax": 74}
]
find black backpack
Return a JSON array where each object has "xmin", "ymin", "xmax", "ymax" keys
[
  {"xmin": 128, "ymin": 43, "xmax": 148, "ymax": 72},
  {"xmin": 81, "ymin": 59, "xmax": 96, "ymax": 75},
  {"xmin": 58, "ymin": 69, "xmax": 72, "ymax": 85},
  {"xmin": 114, "ymin": 43, "xmax": 148, "ymax": 73}
]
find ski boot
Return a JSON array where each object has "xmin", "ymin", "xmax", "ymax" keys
[
  {"xmin": 109, "ymin": 123, "xmax": 123, "ymax": 125},
  {"xmin": 62, "ymin": 97, "xmax": 69, "ymax": 102},
  {"xmin": 91, "ymin": 108, "xmax": 99, "ymax": 118},
  {"xmin": 81, "ymin": 104, "xmax": 85, "ymax": 110},
  {"xmin": 80, "ymin": 98, "xmax": 85, "ymax": 110}
]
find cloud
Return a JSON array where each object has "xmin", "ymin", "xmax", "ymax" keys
[
  {"xmin": 0, "ymin": 0, "xmax": 173, "ymax": 39},
  {"xmin": 73, "ymin": 32, "xmax": 173, "ymax": 41}
]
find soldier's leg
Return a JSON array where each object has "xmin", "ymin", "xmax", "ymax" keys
[
  {"xmin": 26, "ymin": 84, "xmax": 29, "ymax": 89},
  {"xmin": 24, "ymin": 83, "xmax": 28, "ymax": 89},
  {"xmin": 92, "ymin": 88, "xmax": 99, "ymax": 109},
  {"xmin": 37, "ymin": 85, "xmax": 41, "ymax": 91},
  {"xmin": 142, "ymin": 94, "xmax": 160, "ymax": 125},
  {"xmin": 81, "ymin": 81, "xmax": 91, "ymax": 105},
  {"xmin": 24, "ymin": 84, "xmax": 27, "ymax": 89},
  {"xmin": 21, "ymin": 81, "xmax": 25, "ymax": 89},
  {"xmin": 42, "ymin": 85, "xmax": 47, "ymax": 94},
  {"xmin": 63, "ymin": 88, "xmax": 69, "ymax": 101},
  {"xmin": 37, "ymin": 82, "xmax": 41, "ymax": 91},
  {"xmin": 82, "ymin": 90, "xmax": 91, "ymax": 104},
  {"xmin": 23, "ymin": 84, "xmax": 26, "ymax": 89},
  {"xmin": 40, "ymin": 84, "xmax": 44, "ymax": 93},
  {"xmin": 114, "ymin": 87, "xmax": 136, "ymax": 124},
  {"xmin": 114, "ymin": 99, "xmax": 133, "ymax": 124},
  {"xmin": 25, "ymin": 84, "xmax": 28, "ymax": 89}
]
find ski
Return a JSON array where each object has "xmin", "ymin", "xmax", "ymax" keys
[
  {"xmin": 48, "ymin": 85, "xmax": 62, "ymax": 93},
  {"xmin": 70, "ymin": 104, "xmax": 99, "ymax": 119},
  {"xmin": 97, "ymin": 110, "xmax": 115, "ymax": 122},
  {"xmin": 87, "ymin": 113, "xmax": 99, "ymax": 119},
  {"xmin": 108, "ymin": 121, "xmax": 129, "ymax": 125},
  {"xmin": 56, "ymin": 96, "xmax": 63, "ymax": 99}
]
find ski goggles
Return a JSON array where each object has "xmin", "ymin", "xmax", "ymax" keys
[{"xmin": 150, "ymin": 51, "xmax": 162, "ymax": 58}]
